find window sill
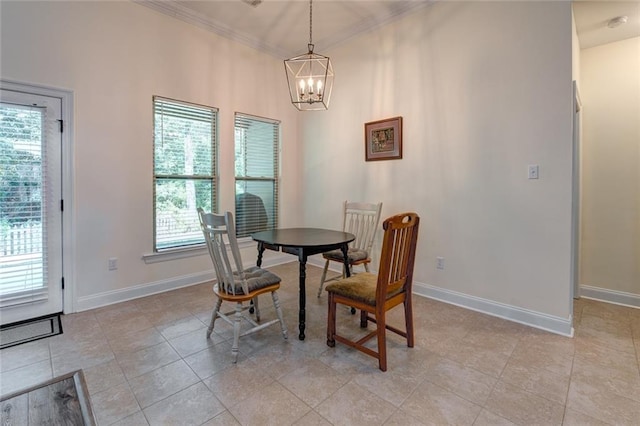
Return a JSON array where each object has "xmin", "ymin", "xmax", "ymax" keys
[
  {"xmin": 142, "ymin": 245, "xmax": 208, "ymax": 264},
  {"xmin": 142, "ymin": 238, "xmax": 258, "ymax": 264}
]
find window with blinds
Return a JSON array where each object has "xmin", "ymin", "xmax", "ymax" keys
[
  {"xmin": 153, "ymin": 97, "xmax": 217, "ymax": 251},
  {"xmin": 234, "ymin": 113, "xmax": 279, "ymax": 238}
]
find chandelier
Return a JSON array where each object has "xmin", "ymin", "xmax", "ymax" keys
[{"xmin": 284, "ymin": 0, "xmax": 334, "ymax": 111}]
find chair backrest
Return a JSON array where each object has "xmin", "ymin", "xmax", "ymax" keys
[
  {"xmin": 342, "ymin": 201, "xmax": 383, "ymax": 254},
  {"xmin": 235, "ymin": 192, "xmax": 268, "ymax": 237},
  {"xmin": 375, "ymin": 212, "xmax": 420, "ymax": 301},
  {"xmin": 198, "ymin": 208, "xmax": 247, "ymax": 295}
]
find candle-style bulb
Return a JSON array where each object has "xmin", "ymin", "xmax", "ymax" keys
[{"xmin": 299, "ymin": 79, "xmax": 305, "ymax": 96}]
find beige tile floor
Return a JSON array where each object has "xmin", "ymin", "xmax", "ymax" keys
[{"xmin": 1, "ymin": 262, "xmax": 639, "ymax": 425}]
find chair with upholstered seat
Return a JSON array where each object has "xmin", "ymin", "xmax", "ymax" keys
[
  {"xmin": 325, "ymin": 212, "xmax": 420, "ymax": 371},
  {"xmin": 317, "ymin": 201, "xmax": 382, "ymax": 298},
  {"xmin": 198, "ymin": 208, "xmax": 287, "ymax": 362}
]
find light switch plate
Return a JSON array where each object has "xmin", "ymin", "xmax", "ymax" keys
[{"xmin": 528, "ymin": 165, "xmax": 539, "ymax": 179}]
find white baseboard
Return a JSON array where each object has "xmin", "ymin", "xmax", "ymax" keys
[
  {"xmin": 580, "ymin": 285, "xmax": 640, "ymax": 309},
  {"xmin": 413, "ymin": 282, "xmax": 574, "ymax": 337},
  {"xmin": 75, "ymin": 270, "xmax": 215, "ymax": 312},
  {"xmin": 75, "ymin": 253, "xmax": 293, "ymax": 312}
]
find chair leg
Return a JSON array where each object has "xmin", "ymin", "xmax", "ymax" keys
[
  {"xmin": 318, "ymin": 260, "xmax": 330, "ymax": 298},
  {"xmin": 364, "ymin": 263, "xmax": 370, "ymax": 273},
  {"xmin": 404, "ymin": 297, "xmax": 415, "ymax": 348},
  {"xmin": 360, "ymin": 309, "xmax": 368, "ymax": 328},
  {"xmin": 326, "ymin": 293, "xmax": 336, "ymax": 347},
  {"xmin": 348, "ymin": 262, "xmax": 357, "ymax": 315},
  {"xmin": 272, "ymin": 291, "xmax": 288, "ymax": 340},
  {"xmin": 376, "ymin": 311, "xmax": 387, "ymax": 372},
  {"xmin": 252, "ymin": 296, "xmax": 261, "ymax": 322},
  {"xmin": 206, "ymin": 298, "xmax": 223, "ymax": 338},
  {"xmin": 232, "ymin": 302, "xmax": 242, "ymax": 363}
]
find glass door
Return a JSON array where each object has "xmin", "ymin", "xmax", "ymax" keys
[{"xmin": 0, "ymin": 88, "xmax": 63, "ymax": 324}]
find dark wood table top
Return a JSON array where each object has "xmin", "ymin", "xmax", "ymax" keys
[{"xmin": 251, "ymin": 228, "xmax": 355, "ymax": 249}]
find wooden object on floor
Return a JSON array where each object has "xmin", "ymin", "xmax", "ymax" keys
[
  {"xmin": 317, "ymin": 200, "xmax": 383, "ymax": 298},
  {"xmin": 198, "ymin": 209, "xmax": 287, "ymax": 362},
  {"xmin": 0, "ymin": 370, "xmax": 96, "ymax": 425},
  {"xmin": 326, "ymin": 212, "xmax": 420, "ymax": 371}
]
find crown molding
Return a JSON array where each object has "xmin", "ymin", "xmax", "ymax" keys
[
  {"xmin": 316, "ymin": 1, "xmax": 432, "ymax": 54},
  {"xmin": 133, "ymin": 0, "xmax": 433, "ymax": 59},
  {"xmin": 133, "ymin": 0, "xmax": 291, "ymax": 58}
]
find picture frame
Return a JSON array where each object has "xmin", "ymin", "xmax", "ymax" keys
[{"xmin": 364, "ymin": 116, "xmax": 403, "ymax": 161}]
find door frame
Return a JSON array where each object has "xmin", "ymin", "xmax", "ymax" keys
[
  {"xmin": 571, "ymin": 80, "xmax": 582, "ymax": 304},
  {"xmin": 1, "ymin": 79, "xmax": 75, "ymax": 315}
]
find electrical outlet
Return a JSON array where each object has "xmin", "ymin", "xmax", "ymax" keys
[
  {"xmin": 108, "ymin": 257, "xmax": 118, "ymax": 271},
  {"xmin": 436, "ymin": 256, "xmax": 445, "ymax": 270},
  {"xmin": 528, "ymin": 164, "xmax": 539, "ymax": 179}
]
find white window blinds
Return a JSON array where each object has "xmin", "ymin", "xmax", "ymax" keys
[
  {"xmin": 0, "ymin": 103, "xmax": 49, "ymax": 306},
  {"xmin": 234, "ymin": 113, "xmax": 279, "ymax": 238},
  {"xmin": 153, "ymin": 97, "xmax": 218, "ymax": 251}
]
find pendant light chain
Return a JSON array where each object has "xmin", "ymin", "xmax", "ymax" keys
[{"xmin": 309, "ymin": 0, "xmax": 313, "ymax": 47}]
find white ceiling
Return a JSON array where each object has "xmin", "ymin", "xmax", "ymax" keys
[
  {"xmin": 573, "ymin": 1, "xmax": 640, "ymax": 49},
  {"xmin": 136, "ymin": 0, "xmax": 640, "ymax": 58}
]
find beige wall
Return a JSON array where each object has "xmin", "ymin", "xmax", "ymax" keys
[
  {"xmin": 2, "ymin": 1, "xmax": 579, "ymax": 332},
  {"xmin": 303, "ymin": 1, "xmax": 575, "ymax": 325},
  {"xmin": 0, "ymin": 1, "xmax": 301, "ymax": 308},
  {"xmin": 580, "ymin": 37, "xmax": 640, "ymax": 297},
  {"xmin": 572, "ymin": 10, "xmax": 582, "ymax": 84}
]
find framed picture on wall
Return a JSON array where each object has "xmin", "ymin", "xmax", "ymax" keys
[{"xmin": 364, "ymin": 116, "xmax": 403, "ymax": 161}]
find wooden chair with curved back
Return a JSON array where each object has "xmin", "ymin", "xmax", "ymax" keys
[
  {"xmin": 198, "ymin": 208, "xmax": 287, "ymax": 362},
  {"xmin": 317, "ymin": 200, "xmax": 383, "ymax": 298},
  {"xmin": 325, "ymin": 212, "xmax": 420, "ymax": 371}
]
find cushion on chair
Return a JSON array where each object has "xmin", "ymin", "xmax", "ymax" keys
[
  {"xmin": 322, "ymin": 248, "xmax": 368, "ymax": 263},
  {"xmin": 324, "ymin": 273, "xmax": 403, "ymax": 306},
  {"xmin": 222, "ymin": 266, "xmax": 280, "ymax": 295}
]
